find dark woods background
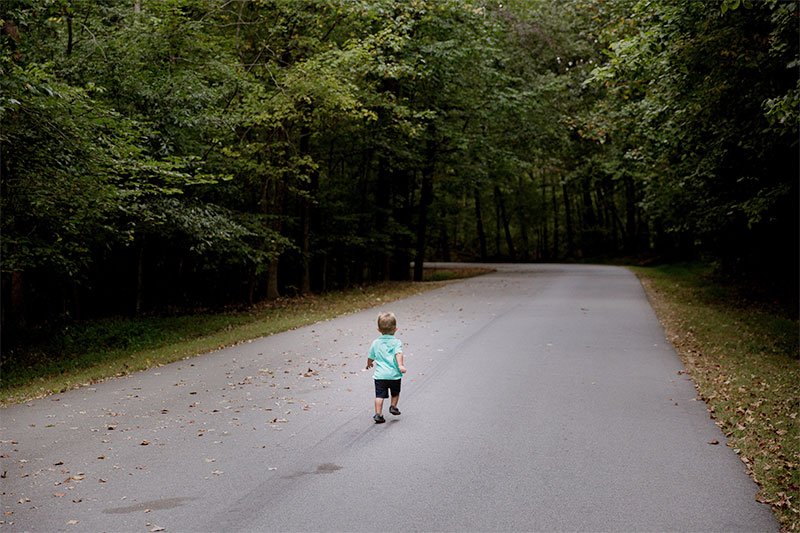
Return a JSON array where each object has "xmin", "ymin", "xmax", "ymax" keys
[{"xmin": 1, "ymin": 0, "xmax": 798, "ymax": 334}]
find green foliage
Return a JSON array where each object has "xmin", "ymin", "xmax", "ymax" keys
[
  {"xmin": 585, "ymin": 0, "xmax": 798, "ymax": 273},
  {"xmin": 2, "ymin": 0, "xmax": 796, "ymax": 329}
]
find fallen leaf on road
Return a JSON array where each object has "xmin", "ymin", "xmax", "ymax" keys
[
  {"xmin": 708, "ymin": 439, "xmax": 719, "ymax": 445},
  {"xmin": 150, "ymin": 526, "xmax": 165, "ymax": 532},
  {"xmin": 212, "ymin": 470, "xmax": 224, "ymax": 475},
  {"xmin": 54, "ymin": 493, "xmax": 66, "ymax": 498},
  {"xmin": 140, "ymin": 441, "xmax": 150, "ymax": 446},
  {"xmin": 67, "ymin": 520, "xmax": 79, "ymax": 525}
]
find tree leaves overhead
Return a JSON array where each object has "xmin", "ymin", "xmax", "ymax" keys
[{"xmin": 1, "ymin": 0, "xmax": 796, "ymax": 327}]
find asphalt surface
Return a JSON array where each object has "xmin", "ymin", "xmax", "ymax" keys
[{"xmin": 1, "ymin": 264, "xmax": 778, "ymax": 532}]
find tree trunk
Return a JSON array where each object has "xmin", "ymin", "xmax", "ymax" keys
[
  {"xmin": 540, "ymin": 176, "xmax": 549, "ymax": 259},
  {"xmin": 414, "ymin": 129, "xmax": 437, "ymax": 281},
  {"xmin": 494, "ymin": 188, "xmax": 501, "ymax": 257},
  {"xmin": 267, "ymin": 261, "xmax": 280, "ymax": 300},
  {"xmin": 299, "ymin": 125, "xmax": 313, "ymax": 295},
  {"xmin": 392, "ymin": 170, "xmax": 413, "ymax": 281},
  {"xmin": 516, "ymin": 174, "xmax": 530, "ymax": 261},
  {"xmin": 266, "ymin": 179, "xmax": 285, "ymax": 300},
  {"xmin": 66, "ymin": 14, "xmax": 73, "ymax": 56},
  {"xmin": 582, "ymin": 182, "xmax": 596, "ymax": 226},
  {"xmin": 474, "ymin": 188, "xmax": 488, "ymax": 261},
  {"xmin": 10, "ymin": 270, "xmax": 26, "ymax": 329},
  {"xmin": 414, "ymin": 168, "xmax": 433, "ymax": 281},
  {"xmin": 601, "ymin": 185, "xmax": 625, "ymax": 249},
  {"xmin": 562, "ymin": 182, "xmax": 575, "ymax": 258},
  {"xmin": 624, "ymin": 174, "xmax": 636, "ymax": 251},
  {"xmin": 301, "ymin": 196, "xmax": 311, "ymax": 294},
  {"xmin": 376, "ymin": 155, "xmax": 392, "ymax": 281},
  {"xmin": 550, "ymin": 176, "xmax": 559, "ymax": 259},
  {"xmin": 494, "ymin": 185, "xmax": 516, "ymax": 261}
]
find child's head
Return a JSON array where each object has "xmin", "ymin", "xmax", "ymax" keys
[{"xmin": 377, "ymin": 312, "xmax": 397, "ymax": 335}]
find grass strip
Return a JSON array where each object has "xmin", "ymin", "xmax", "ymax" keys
[
  {"xmin": 0, "ymin": 281, "xmax": 444, "ymax": 405},
  {"xmin": 632, "ymin": 263, "xmax": 799, "ymax": 531},
  {"xmin": 1, "ymin": 267, "xmax": 493, "ymax": 406}
]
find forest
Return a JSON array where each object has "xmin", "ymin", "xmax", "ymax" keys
[{"xmin": 2, "ymin": 0, "xmax": 798, "ymax": 331}]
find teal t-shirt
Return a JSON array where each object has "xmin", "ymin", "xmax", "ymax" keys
[{"xmin": 369, "ymin": 334, "xmax": 403, "ymax": 380}]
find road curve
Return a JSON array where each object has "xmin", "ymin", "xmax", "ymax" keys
[{"xmin": 1, "ymin": 264, "xmax": 777, "ymax": 532}]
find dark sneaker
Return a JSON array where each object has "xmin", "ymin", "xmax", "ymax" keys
[
  {"xmin": 373, "ymin": 414, "xmax": 385, "ymax": 424},
  {"xmin": 389, "ymin": 406, "xmax": 401, "ymax": 416}
]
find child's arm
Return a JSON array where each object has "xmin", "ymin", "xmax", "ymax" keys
[
  {"xmin": 366, "ymin": 358, "xmax": 374, "ymax": 370},
  {"xmin": 395, "ymin": 352, "xmax": 406, "ymax": 374}
]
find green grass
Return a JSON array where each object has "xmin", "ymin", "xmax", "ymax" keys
[
  {"xmin": 0, "ymin": 281, "xmax": 445, "ymax": 405},
  {"xmin": 632, "ymin": 262, "xmax": 799, "ymax": 531}
]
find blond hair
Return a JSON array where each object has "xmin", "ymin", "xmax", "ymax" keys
[{"xmin": 377, "ymin": 312, "xmax": 397, "ymax": 334}]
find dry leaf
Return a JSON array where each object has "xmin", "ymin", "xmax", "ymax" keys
[{"xmin": 708, "ymin": 439, "xmax": 719, "ymax": 445}]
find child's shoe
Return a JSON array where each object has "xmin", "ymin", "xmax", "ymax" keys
[
  {"xmin": 373, "ymin": 413, "xmax": 385, "ymax": 424},
  {"xmin": 389, "ymin": 406, "xmax": 401, "ymax": 416}
]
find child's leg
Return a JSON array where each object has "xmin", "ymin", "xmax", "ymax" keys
[
  {"xmin": 375, "ymin": 397, "xmax": 384, "ymax": 415},
  {"xmin": 390, "ymin": 380, "xmax": 401, "ymax": 407}
]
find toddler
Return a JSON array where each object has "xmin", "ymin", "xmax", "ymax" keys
[{"xmin": 366, "ymin": 312, "xmax": 406, "ymax": 423}]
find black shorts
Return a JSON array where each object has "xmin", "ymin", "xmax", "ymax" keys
[{"xmin": 374, "ymin": 379, "xmax": 401, "ymax": 399}]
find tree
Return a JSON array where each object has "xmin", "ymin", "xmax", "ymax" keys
[{"xmin": 586, "ymin": 0, "xmax": 799, "ymax": 280}]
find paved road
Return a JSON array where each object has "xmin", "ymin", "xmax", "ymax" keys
[{"xmin": 1, "ymin": 264, "xmax": 777, "ymax": 532}]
